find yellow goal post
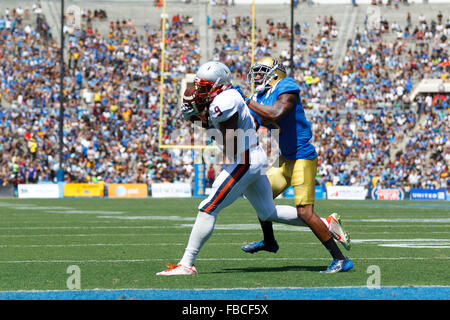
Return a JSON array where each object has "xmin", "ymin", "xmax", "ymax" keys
[{"xmin": 157, "ymin": 0, "xmax": 256, "ymax": 151}]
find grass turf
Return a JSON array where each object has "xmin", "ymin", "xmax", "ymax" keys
[{"xmin": 0, "ymin": 198, "xmax": 448, "ymax": 291}]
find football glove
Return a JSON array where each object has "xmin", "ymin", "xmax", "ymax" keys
[{"xmin": 181, "ymin": 102, "xmax": 200, "ymax": 121}]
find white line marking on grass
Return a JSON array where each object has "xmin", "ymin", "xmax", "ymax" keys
[
  {"xmin": 350, "ymin": 232, "xmax": 450, "ymax": 234},
  {"xmin": 348, "ymin": 219, "xmax": 450, "ymax": 223},
  {"xmin": 98, "ymin": 218, "xmax": 311, "ymax": 231},
  {"xmin": 0, "ymin": 243, "xmax": 186, "ymax": 248},
  {"xmin": 13, "ymin": 207, "xmax": 77, "ymax": 211},
  {"xmin": 352, "ymin": 238, "xmax": 450, "ymax": 248},
  {"xmin": 0, "ymin": 242, "xmax": 325, "ymax": 248},
  {"xmin": 177, "ymin": 224, "xmax": 310, "ymax": 231},
  {"xmin": 0, "ymin": 224, "xmax": 310, "ymax": 231},
  {"xmin": 97, "ymin": 216, "xmax": 196, "ymax": 221},
  {"xmin": 0, "ymin": 226, "xmax": 173, "ymax": 230},
  {"xmin": 2, "ymin": 240, "xmax": 448, "ymax": 249},
  {"xmin": 1, "ymin": 229, "xmax": 449, "ymax": 235},
  {"xmin": 0, "ymin": 232, "xmax": 266, "ymax": 238},
  {"xmin": 378, "ymin": 244, "xmax": 450, "ymax": 248},
  {"xmin": 340, "ymin": 225, "xmax": 450, "ymax": 228},
  {"xmin": 0, "ymin": 202, "xmax": 124, "ymax": 214},
  {"xmin": 0, "ymin": 203, "xmax": 36, "ymax": 207},
  {"xmin": 353, "ymin": 239, "xmax": 450, "ymax": 243},
  {"xmin": 0, "ymin": 202, "xmax": 35, "ymax": 207},
  {"xmin": 0, "ymin": 202, "xmax": 74, "ymax": 210},
  {"xmin": 0, "ymin": 257, "xmax": 448, "ymax": 264},
  {"xmin": 46, "ymin": 211, "xmax": 126, "ymax": 214},
  {"xmin": 0, "ymin": 233, "xmax": 172, "ymax": 238}
]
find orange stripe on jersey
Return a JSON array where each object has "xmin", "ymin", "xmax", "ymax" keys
[{"xmin": 203, "ymin": 163, "xmax": 248, "ymax": 214}]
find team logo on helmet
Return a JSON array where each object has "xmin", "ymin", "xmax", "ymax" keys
[{"xmin": 248, "ymin": 57, "xmax": 287, "ymax": 93}]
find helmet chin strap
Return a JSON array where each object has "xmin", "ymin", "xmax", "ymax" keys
[
  {"xmin": 255, "ymin": 71, "xmax": 277, "ymax": 93},
  {"xmin": 255, "ymin": 84, "xmax": 267, "ymax": 93}
]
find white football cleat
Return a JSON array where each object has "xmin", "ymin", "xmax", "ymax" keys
[
  {"xmin": 156, "ymin": 263, "xmax": 198, "ymax": 276},
  {"xmin": 326, "ymin": 213, "xmax": 351, "ymax": 251}
]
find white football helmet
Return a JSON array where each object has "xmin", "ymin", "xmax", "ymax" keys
[{"xmin": 194, "ymin": 61, "xmax": 232, "ymax": 105}]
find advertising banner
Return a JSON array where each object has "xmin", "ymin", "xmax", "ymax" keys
[
  {"xmin": 284, "ymin": 185, "xmax": 326, "ymax": 200},
  {"xmin": 151, "ymin": 183, "xmax": 192, "ymax": 198},
  {"xmin": 194, "ymin": 163, "xmax": 206, "ymax": 197},
  {"xmin": 64, "ymin": 183, "xmax": 105, "ymax": 197},
  {"xmin": 108, "ymin": 184, "xmax": 148, "ymax": 198},
  {"xmin": 371, "ymin": 186, "xmax": 405, "ymax": 200},
  {"xmin": 315, "ymin": 185, "xmax": 326, "ymax": 200},
  {"xmin": 410, "ymin": 188, "xmax": 447, "ymax": 201},
  {"xmin": 18, "ymin": 184, "xmax": 59, "ymax": 199},
  {"xmin": 0, "ymin": 186, "xmax": 15, "ymax": 198},
  {"xmin": 284, "ymin": 186, "xmax": 294, "ymax": 198},
  {"xmin": 326, "ymin": 186, "xmax": 367, "ymax": 200}
]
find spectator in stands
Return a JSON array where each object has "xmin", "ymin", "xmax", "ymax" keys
[
  {"xmin": 0, "ymin": 2, "xmax": 447, "ymax": 195},
  {"xmin": 206, "ymin": 165, "xmax": 216, "ymax": 188}
]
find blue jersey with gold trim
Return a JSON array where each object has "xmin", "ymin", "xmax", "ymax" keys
[{"xmin": 251, "ymin": 77, "xmax": 317, "ymax": 160}]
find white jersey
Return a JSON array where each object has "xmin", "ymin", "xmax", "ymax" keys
[{"xmin": 207, "ymin": 88, "xmax": 258, "ymax": 154}]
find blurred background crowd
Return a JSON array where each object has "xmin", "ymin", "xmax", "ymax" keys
[{"xmin": 0, "ymin": 0, "xmax": 448, "ymax": 195}]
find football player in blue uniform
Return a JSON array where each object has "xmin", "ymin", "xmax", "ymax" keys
[{"xmin": 243, "ymin": 57, "xmax": 353, "ymax": 273}]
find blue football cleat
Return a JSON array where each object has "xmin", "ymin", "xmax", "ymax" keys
[
  {"xmin": 241, "ymin": 240, "xmax": 279, "ymax": 254},
  {"xmin": 320, "ymin": 257, "xmax": 354, "ymax": 273}
]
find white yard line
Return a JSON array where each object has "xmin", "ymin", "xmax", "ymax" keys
[
  {"xmin": 348, "ymin": 219, "xmax": 450, "ymax": 223},
  {"xmin": 1, "ymin": 239, "xmax": 448, "ymax": 249},
  {"xmin": 1, "ymin": 231, "xmax": 450, "ymax": 239},
  {"xmin": 0, "ymin": 257, "xmax": 448, "ymax": 264},
  {"xmin": 0, "ymin": 224, "xmax": 448, "ymax": 231},
  {"xmin": 0, "ymin": 232, "xmax": 259, "ymax": 237},
  {"xmin": 0, "ymin": 242, "xmax": 320, "ymax": 248},
  {"xmin": 1, "ymin": 239, "xmax": 449, "ymax": 248},
  {"xmin": 0, "ymin": 226, "xmax": 170, "ymax": 230},
  {"xmin": 0, "ymin": 243, "xmax": 186, "ymax": 248}
]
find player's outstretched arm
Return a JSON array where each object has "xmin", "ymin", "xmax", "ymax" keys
[{"xmin": 247, "ymin": 92, "xmax": 297, "ymax": 123}]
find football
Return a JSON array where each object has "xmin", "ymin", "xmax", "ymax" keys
[
  {"xmin": 183, "ymin": 87, "xmax": 196, "ymax": 105},
  {"xmin": 182, "ymin": 87, "xmax": 209, "ymax": 125},
  {"xmin": 181, "ymin": 87, "xmax": 197, "ymax": 122}
]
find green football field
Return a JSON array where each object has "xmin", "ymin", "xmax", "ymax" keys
[{"xmin": 0, "ymin": 198, "xmax": 449, "ymax": 292}]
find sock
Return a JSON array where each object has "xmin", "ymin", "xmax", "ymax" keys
[
  {"xmin": 259, "ymin": 219, "xmax": 276, "ymax": 245},
  {"xmin": 270, "ymin": 206, "xmax": 330, "ymax": 230},
  {"xmin": 322, "ymin": 238, "xmax": 346, "ymax": 260},
  {"xmin": 271, "ymin": 205, "xmax": 308, "ymax": 226},
  {"xmin": 178, "ymin": 211, "xmax": 216, "ymax": 267}
]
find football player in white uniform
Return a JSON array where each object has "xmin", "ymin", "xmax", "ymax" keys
[{"xmin": 157, "ymin": 61, "xmax": 315, "ymax": 275}]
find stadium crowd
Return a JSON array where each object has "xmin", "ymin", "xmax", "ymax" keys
[
  {"xmin": 0, "ymin": 4, "xmax": 199, "ymax": 187},
  {"xmin": 0, "ymin": 3, "xmax": 448, "ymax": 195}
]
